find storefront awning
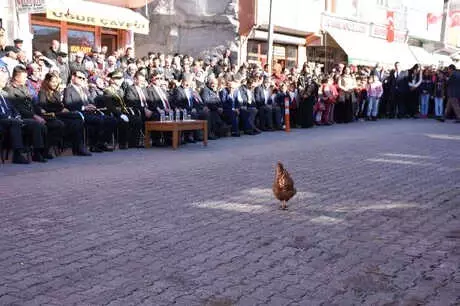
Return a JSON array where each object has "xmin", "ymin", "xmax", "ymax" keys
[
  {"xmin": 46, "ymin": 0, "xmax": 149, "ymax": 34},
  {"xmin": 251, "ymin": 30, "xmax": 306, "ymax": 45},
  {"xmin": 327, "ymin": 29, "xmax": 416, "ymax": 67},
  {"xmin": 409, "ymin": 46, "xmax": 436, "ymax": 66},
  {"xmin": 432, "ymin": 53, "xmax": 454, "ymax": 67}
]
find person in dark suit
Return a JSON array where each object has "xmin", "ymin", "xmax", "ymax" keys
[
  {"xmin": 387, "ymin": 62, "xmax": 409, "ymax": 118},
  {"xmin": 170, "ymin": 73, "xmax": 197, "ymax": 142},
  {"xmin": 64, "ymin": 69, "xmax": 116, "ymax": 153},
  {"xmin": 146, "ymin": 72, "xmax": 172, "ymax": 119},
  {"xmin": 100, "ymin": 70, "xmax": 143, "ymax": 149},
  {"xmin": 125, "ymin": 71, "xmax": 151, "ymax": 123},
  {"xmin": 200, "ymin": 77, "xmax": 228, "ymax": 139},
  {"xmin": 275, "ymin": 83, "xmax": 291, "ymax": 128},
  {"xmin": 237, "ymin": 78, "xmax": 259, "ymax": 135},
  {"xmin": 4, "ymin": 66, "xmax": 49, "ymax": 162},
  {"xmin": 0, "ymin": 66, "xmax": 41, "ymax": 164},
  {"xmin": 220, "ymin": 80, "xmax": 240, "ymax": 137},
  {"xmin": 254, "ymin": 76, "xmax": 275, "ymax": 131}
]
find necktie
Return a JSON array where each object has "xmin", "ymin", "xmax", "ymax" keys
[
  {"xmin": 247, "ymin": 89, "xmax": 253, "ymax": 105},
  {"xmin": 156, "ymin": 87, "xmax": 170, "ymax": 109},
  {"xmin": 78, "ymin": 86, "xmax": 87, "ymax": 103},
  {"xmin": 136, "ymin": 86, "xmax": 146, "ymax": 107},
  {"xmin": 185, "ymin": 88, "xmax": 192, "ymax": 108},
  {"xmin": 0, "ymin": 94, "xmax": 8, "ymax": 115}
]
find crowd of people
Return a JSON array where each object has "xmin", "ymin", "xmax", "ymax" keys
[{"xmin": 1, "ymin": 37, "xmax": 459, "ymax": 165}]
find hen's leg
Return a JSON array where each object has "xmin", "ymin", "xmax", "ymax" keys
[{"xmin": 282, "ymin": 200, "xmax": 288, "ymax": 210}]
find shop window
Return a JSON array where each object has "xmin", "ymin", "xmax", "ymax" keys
[
  {"xmin": 286, "ymin": 46, "xmax": 297, "ymax": 69},
  {"xmin": 68, "ymin": 29, "xmax": 95, "ymax": 56},
  {"xmin": 32, "ymin": 25, "xmax": 60, "ymax": 53}
]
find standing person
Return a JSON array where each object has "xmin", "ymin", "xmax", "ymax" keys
[
  {"xmin": 297, "ymin": 68, "xmax": 316, "ymax": 128},
  {"xmin": 56, "ymin": 51, "xmax": 70, "ymax": 86},
  {"xmin": 288, "ymin": 81, "xmax": 298, "ymax": 128},
  {"xmin": 338, "ymin": 66, "xmax": 356, "ymax": 123},
  {"xmin": 419, "ymin": 68, "xmax": 434, "ymax": 118},
  {"xmin": 388, "ymin": 62, "xmax": 408, "ymax": 118},
  {"xmin": 433, "ymin": 71, "xmax": 446, "ymax": 119},
  {"xmin": 407, "ymin": 64, "xmax": 423, "ymax": 118},
  {"xmin": 320, "ymin": 76, "xmax": 338, "ymax": 125},
  {"xmin": 439, "ymin": 64, "xmax": 460, "ymax": 122},
  {"xmin": 44, "ymin": 40, "xmax": 60, "ymax": 62},
  {"xmin": 366, "ymin": 75, "xmax": 383, "ymax": 121}
]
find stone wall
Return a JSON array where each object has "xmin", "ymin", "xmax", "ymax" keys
[{"xmin": 134, "ymin": 0, "xmax": 239, "ymax": 60}]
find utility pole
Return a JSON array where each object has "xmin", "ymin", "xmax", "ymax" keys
[
  {"xmin": 440, "ymin": 0, "xmax": 450, "ymax": 44},
  {"xmin": 267, "ymin": 0, "xmax": 274, "ymax": 75}
]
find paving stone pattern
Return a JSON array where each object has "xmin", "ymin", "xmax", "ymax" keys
[{"xmin": 0, "ymin": 120, "xmax": 459, "ymax": 306}]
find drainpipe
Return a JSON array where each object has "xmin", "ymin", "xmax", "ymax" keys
[
  {"xmin": 267, "ymin": 0, "xmax": 274, "ymax": 74},
  {"xmin": 440, "ymin": 0, "xmax": 450, "ymax": 44}
]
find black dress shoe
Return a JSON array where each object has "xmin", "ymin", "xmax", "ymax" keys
[
  {"xmin": 90, "ymin": 146, "xmax": 104, "ymax": 153},
  {"xmin": 32, "ymin": 153, "xmax": 47, "ymax": 163},
  {"xmin": 12, "ymin": 153, "xmax": 30, "ymax": 164},
  {"xmin": 43, "ymin": 152, "xmax": 54, "ymax": 160},
  {"xmin": 74, "ymin": 150, "xmax": 92, "ymax": 156},
  {"xmin": 99, "ymin": 145, "xmax": 114, "ymax": 152}
]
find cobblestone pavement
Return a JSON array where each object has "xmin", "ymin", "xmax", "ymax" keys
[{"xmin": 0, "ymin": 120, "xmax": 459, "ymax": 306}]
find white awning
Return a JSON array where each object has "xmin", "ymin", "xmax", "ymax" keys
[
  {"xmin": 327, "ymin": 29, "xmax": 416, "ymax": 68},
  {"xmin": 409, "ymin": 46, "xmax": 436, "ymax": 66},
  {"xmin": 46, "ymin": 0, "xmax": 149, "ymax": 34},
  {"xmin": 432, "ymin": 53, "xmax": 454, "ymax": 67},
  {"xmin": 251, "ymin": 30, "xmax": 306, "ymax": 45}
]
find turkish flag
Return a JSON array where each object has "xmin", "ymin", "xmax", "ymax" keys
[
  {"xmin": 450, "ymin": 10, "xmax": 460, "ymax": 28},
  {"xmin": 387, "ymin": 11, "xmax": 395, "ymax": 43},
  {"xmin": 427, "ymin": 13, "xmax": 440, "ymax": 25}
]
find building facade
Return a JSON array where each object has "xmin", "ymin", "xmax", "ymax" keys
[
  {"xmin": 133, "ymin": 0, "xmax": 458, "ymax": 68},
  {"xmin": 1, "ymin": 0, "xmax": 149, "ymax": 60}
]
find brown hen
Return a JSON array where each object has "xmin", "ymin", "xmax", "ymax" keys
[{"xmin": 272, "ymin": 161, "xmax": 297, "ymax": 210}]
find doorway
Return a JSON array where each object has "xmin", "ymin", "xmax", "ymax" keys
[{"xmin": 101, "ymin": 33, "xmax": 118, "ymax": 55}]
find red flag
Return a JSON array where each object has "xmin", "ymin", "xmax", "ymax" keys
[
  {"xmin": 450, "ymin": 10, "xmax": 460, "ymax": 28},
  {"xmin": 427, "ymin": 13, "xmax": 440, "ymax": 25},
  {"xmin": 387, "ymin": 11, "xmax": 395, "ymax": 43}
]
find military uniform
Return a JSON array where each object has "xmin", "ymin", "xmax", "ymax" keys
[{"xmin": 101, "ymin": 71, "xmax": 143, "ymax": 149}]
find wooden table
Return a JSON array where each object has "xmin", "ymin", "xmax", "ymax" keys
[{"xmin": 144, "ymin": 120, "xmax": 208, "ymax": 150}]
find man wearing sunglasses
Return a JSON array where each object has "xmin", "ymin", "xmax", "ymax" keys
[{"xmin": 64, "ymin": 70, "xmax": 116, "ymax": 153}]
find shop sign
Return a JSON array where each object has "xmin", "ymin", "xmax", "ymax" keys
[
  {"xmin": 69, "ymin": 45, "xmax": 92, "ymax": 54},
  {"xmin": 16, "ymin": 0, "xmax": 47, "ymax": 14},
  {"xmin": 322, "ymin": 15, "xmax": 367, "ymax": 34},
  {"xmin": 46, "ymin": 8, "xmax": 149, "ymax": 34},
  {"xmin": 370, "ymin": 25, "xmax": 406, "ymax": 43}
]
